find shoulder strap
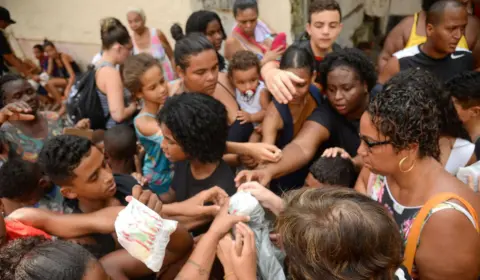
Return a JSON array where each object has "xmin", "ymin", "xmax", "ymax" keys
[
  {"xmin": 404, "ymin": 192, "xmax": 479, "ymax": 274},
  {"xmin": 135, "ymin": 112, "xmax": 156, "ymax": 119},
  {"xmin": 309, "ymin": 84, "xmax": 323, "ymax": 105},
  {"xmin": 233, "ymin": 26, "xmax": 267, "ymax": 53}
]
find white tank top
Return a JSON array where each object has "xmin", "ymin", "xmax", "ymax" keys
[{"xmin": 445, "ymin": 138, "xmax": 475, "ymax": 175}]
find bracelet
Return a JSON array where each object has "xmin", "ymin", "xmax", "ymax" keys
[{"xmin": 224, "ymin": 272, "xmax": 235, "ymax": 279}]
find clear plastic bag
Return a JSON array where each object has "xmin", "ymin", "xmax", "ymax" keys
[
  {"xmin": 229, "ymin": 191, "xmax": 286, "ymax": 280},
  {"xmin": 457, "ymin": 161, "xmax": 480, "ymax": 192},
  {"xmin": 115, "ymin": 198, "xmax": 178, "ymax": 272}
]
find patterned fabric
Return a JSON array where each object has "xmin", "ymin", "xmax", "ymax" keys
[
  {"xmin": 134, "ymin": 112, "xmax": 173, "ymax": 194},
  {"xmin": 0, "ymin": 111, "xmax": 64, "ymax": 163},
  {"xmin": 367, "ymin": 173, "xmax": 477, "ymax": 278}
]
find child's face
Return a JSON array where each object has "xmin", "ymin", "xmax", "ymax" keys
[
  {"xmin": 160, "ymin": 123, "xmax": 187, "ymax": 162},
  {"xmin": 60, "ymin": 147, "xmax": 117, "ymax": 201},
  {"xmin": 231, "ymin": 67, "xmax": 260, "ymax": 94},
  {"xmin": 284, "ymin": 68, "xmax": 311, "ymax": 104},
  {"xmin": 138, "ymin": 65, "xmax": 169, "ymax": 106}
]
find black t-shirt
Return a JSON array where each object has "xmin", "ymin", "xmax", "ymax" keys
[
  {"xmin": 475, "ymin": 138, "xmax": 480, "ymax": 160},
  {"xmin": 172, "ymin": 160, "xmax": 236, "ymax": 202},
  {"xmin": 307, "ymin": 102, "xmax": 360, "ymax": 157},
  {"xmin": 113, "ymin": 173, "xmax": 139, "ymax": 206},
  {"xmin": 0, "ymin": 31, "xmax": 12, "ymax": 75},
  {"xmin": 394, "ymin": 45, "xmax": 474, "ymax": 82},
  {"xmin": 294, "ymin": 40, "xmax": 342, "ymax": 85},
  {"xmin": 172, "ymin": 160, "xmax": 236, "ymax": 236}
]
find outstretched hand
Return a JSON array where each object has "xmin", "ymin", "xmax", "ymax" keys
[{"xmin": 208, "ymin": 198, "xmax": 250, "ymax": 239}]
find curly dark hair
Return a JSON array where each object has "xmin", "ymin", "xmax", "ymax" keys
[
  {"xmin": 0, "ymin": 157, "xmax": 41, "ymax": 200},
  {"xmin": 228, "ymin": 50, "xmax": 260, "ymax": 78},
  {"xmin": 157, "ymin": 93, "xmax": 228, "ymax": 163},
  {"xmin": 277, "ymin": 187, "xmax": 402, "ymax": 280},
  {"xmin": 123, "ymin": 53, "xmax": 162, "ymax": 94},
  {"xmin": 368, "ymin": 68, "xmax": 441, "ymax": 160},
  {"xmin": 309, "ymin": 157, "xmax": 357, "ymax": 188},
  {"xmin": 319, "ymin": 48, "xmax": 377, "ymax": 93},
  {"xmin": 0, "ymin": 236, "xmax": 94, "ymax": 280},
  {"xmin": 446, "ymin": 71, "xmax": 480, "ymax": 109},
  {"xmin": 0, "ymin": 74, "xmax": 23, "ymax": 108},
  {"xmin": 39, "ymin": 135, "xmax": 93, "ymax": 185}
]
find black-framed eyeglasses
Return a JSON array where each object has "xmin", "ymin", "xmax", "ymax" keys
[{"xmin": 359, "ymin": 135, "xmax": 391, "ymax": 151}]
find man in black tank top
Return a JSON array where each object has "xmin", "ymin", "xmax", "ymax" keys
[{"xmin": 378, "ymin": 0, "xmax": 475, "ymax": 85}]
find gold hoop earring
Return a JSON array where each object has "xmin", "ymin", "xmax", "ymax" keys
[{"xmin": 399, "ymin": 156, "xmax": 415, "ymax": 173}]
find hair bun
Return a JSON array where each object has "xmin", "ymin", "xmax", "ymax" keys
[
  {"xmin": 170, "ymin": 23, "xmax": 185, "ymax": 42},
  {"xmin": 100, "ymin": 17, "xmax": 120, "ymax": 34}
]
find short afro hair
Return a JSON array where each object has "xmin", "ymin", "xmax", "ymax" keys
[
  {"xmin": 39, "ymin": 135, "xmax": 93, "ymax": 185},
  {"xmin": 0, "ymin": 157, "xmax": 42, "ymax": 200},
  {"xmin": 157, "ymin": 93, "xmax": 228, "ymax": 163},
  {"xmin": 446, "ymin": 71, "xmax": 480, "ymax": 109},
  {"xmin": 426, "ymin": 0, "xmax": 465, "ymax": 25},
  {"xmin": 368, "ymin": 68, "xmax": 441, "ymax": 160},
  {"xmin": 319, "ymin": 48, "xmax": 377, "ymax": 93},
  {"xmin": 309, "ymin": 157, "xmax": 357, "ymax": 188}
]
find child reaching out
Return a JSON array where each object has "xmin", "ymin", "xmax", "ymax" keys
[
  {"xmin": 123, "ymin": 53, "xmax": 173, "ymax": 201},
  {"xmin": 261, "ymin": 45, "xmax": 320, "ymax": 193},
  {"xmin": 229, "ymin": 51, "xmax": 270, "ymax": 129}
]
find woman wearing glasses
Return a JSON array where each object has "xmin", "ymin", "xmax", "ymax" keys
[
  {"xmin": 355, "ymin": 68, "xmax": 480, "ymax": 279},
  {"xmin": 235, "ymin": 48, "xmax": 377, "ymax": 186}
]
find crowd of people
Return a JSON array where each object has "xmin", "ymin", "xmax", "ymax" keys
[{"xmin": 0, "ymin": 0, "xmax": 479, "ymax": 279}]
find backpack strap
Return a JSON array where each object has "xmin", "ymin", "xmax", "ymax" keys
[
  {"xmin": 309, "ymin": 84, "xmax": 323, "ymax": 106},
  {"xmin": 403, "ymin": 192, "xmax": 479, "ymax": 274}
]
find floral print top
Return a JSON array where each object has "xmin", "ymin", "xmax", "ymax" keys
[{"xmin": 367, "ymin": 173, "xmax": 477, "ymax": 278}]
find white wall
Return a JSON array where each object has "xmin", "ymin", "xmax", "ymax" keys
[{"xmin": 1, "ymin": 0, "xmax": 293, "ymax": 68}]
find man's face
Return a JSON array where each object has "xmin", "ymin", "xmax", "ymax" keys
[
  {"xmin": 306, "ymin": 10, "xmax": 342, "ymax": 51},
  {"xmin": 427, "ymin": 6, "xmax": 468, "ymax": 54},
  {"xmin": 60, "ymin": 146, "xmax": 116, "ymax": 201}
]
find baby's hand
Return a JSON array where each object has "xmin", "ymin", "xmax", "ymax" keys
[{"xmin": 237, "ymin": 110, "xmax": 252, "ymax": 124}]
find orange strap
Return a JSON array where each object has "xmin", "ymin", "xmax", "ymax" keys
[{"xmin": 403, "ymin": 193, "xmax": 479, "ymax": 274}]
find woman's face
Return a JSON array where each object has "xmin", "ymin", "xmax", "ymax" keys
[
  {"xmin": 33, "ymin": 47, "xmax": 44, "ymax": 60},
  {"xmin": 139, "ymin": 65, "xmax": 169, "ymax": 106},
  {"xmin": 357, "ymin": 112, "xmax": 408, "ymax": 176},
  {"xmin": 44, "ymin": 45, "xmax": 58, "ymax": 59},
  {"xmin": 325, "ymin": 66, "xmax": 367, "ymax": 116},
  {"xmin": 235, "ymin": 8, "xmax": 258, "ymax": 37},
  {"xmin": 284, "ymin": 67, "xmax": 312, "ymax": 105},
  {"xmin": 3, "ymin": 79, "xmax": 39, "ymax": 114},
  {"xmin": 179, "ymin": 49, "xmax": 219, "ymax": 95},
  {"xmin": 160, "ymin": 123, "xmax": 187, "ymax": 162},
  {"xmin": 126, "ymin": 12, "xmax": 145, "ymax": 33},
  {"xmin": 205, "ymin": 19, "xmax": 224, "ymax": 51}
]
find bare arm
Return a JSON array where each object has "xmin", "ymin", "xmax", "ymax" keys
[
  {"xmin": 4, "ymin": 54, "xmax": 31, "ymax": 77},
  {"xmin": 377, "ymin": 17, "xmax": 411, "ymax": 71},
  {"xmin": 158, "ymin": 29, "xmax": 175, "ymax": 68},
  {"xmin": 7, "ymin": 207, "xmax": 123, "ymax": 238},
  {"xmin": 415, "ymin": 209, "xmax": 480, "ymax": 279},
  {"xmin": 225, "ymin": 37, "xmax": 243, "ymax": 61},
  {"xmin": 97, "ymin": 67, "xmax": 136, "ymax": 122},
  {"xmin": 46, "ymin": 57, "xmax": 54, "ymax": 76},
  {"xmin": 467, "ymin": 16, "xmax": 480, "ymax": 69},
  {"xmin": 378, "ymin": 57, "xmax": 401, "ymax": 85},
  {"xmin": 264, "ymin": 120, "xmax": 330, "ymax": 179},
  {"xmin": 261, "ymin": 102, "xmax": 282, "ymax": 145},
  {"xmin": 61, "ymin": 54, "xmax": 76, "ymax": 94}
]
